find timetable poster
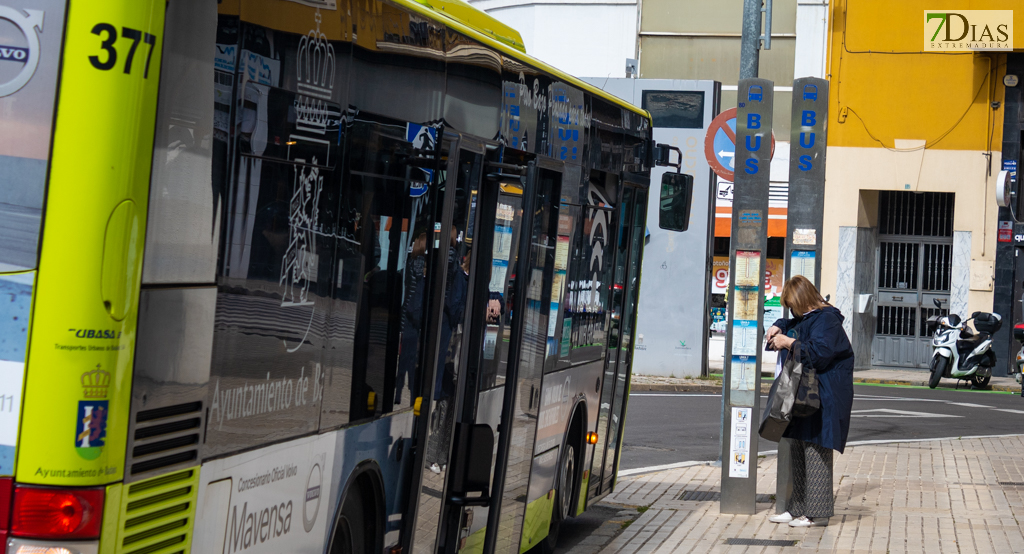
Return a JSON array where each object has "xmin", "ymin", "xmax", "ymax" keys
[
  {"xmin": 734, "ymin": 250, "xmax": 761, "ymax": 287},
  {"xmin": 730, "ymin": 355, "xmax": 757, "ymax": 392},
  {"xmin": 733, "ymin": 286, "xmax": 759, "ymax": 321},
  {"xmin": 791, "ymin": 250, "xmax": 816, "ymax": 286},
  {"xmin": 731, "ymin": 319, "xmax": 759, "ymax": 356}
]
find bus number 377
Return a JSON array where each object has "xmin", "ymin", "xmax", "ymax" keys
[{"xmin": 0, "ymin": 0, "xmax": 691, "ymax": 552}]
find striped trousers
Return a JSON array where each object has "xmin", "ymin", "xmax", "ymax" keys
[{"xmin": 787, "ymin": 439, "xmax": 835, "ymax": 518}]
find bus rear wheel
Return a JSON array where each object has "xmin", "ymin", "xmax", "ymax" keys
[
  {"xmin": 557, "ymin": 444, "xmax": 576, "ymax": 521},
  {"xmin": 540, "ymin": 443, "xmax": 576, "ymax": 553},
  {"xmin": 330, "ymin": 480, "xmax": 373, "ymax": 554}
]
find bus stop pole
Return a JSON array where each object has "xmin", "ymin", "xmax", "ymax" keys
[
  {"xmin": 718, "ymin": 0, "xmax": 765, "ymax": 471},
  {"xmin": 720, "ymin": 78, "xmax": 773, "ymax": 514},
  {"xmin": 778, "ymin": 77, "xmax": 829, "ymax": 514}
]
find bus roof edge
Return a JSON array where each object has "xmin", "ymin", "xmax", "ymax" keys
[{"xmin": 393, "ymin": 0, "xmax": 651, "ymax": 121}]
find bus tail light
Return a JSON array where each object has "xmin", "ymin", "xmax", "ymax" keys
[
  {"xmin": 0, "ymin": 477, "xmax": 11, "ymax": 544},
  {"xmin": 586, "ymin": 432, "xmax": 598, "ymax": 444},
  {"xmin": 10, "ymin": 486, "xmax": 104, "ymax": 540}
]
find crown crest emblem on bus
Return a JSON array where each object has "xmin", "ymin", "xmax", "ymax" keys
[
  {"xmin": 80, "ymin": 366, "xmax": 111, "ymax": 399},
  {"xmin": 295, "ymin": 9, "xmax": 336, "ymax": 135}
]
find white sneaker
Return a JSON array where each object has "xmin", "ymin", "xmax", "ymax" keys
[
  {"xmin": 428, "ymin": 463, "xmax": 441, "ymax": 474},
  {"xmin": 768, "ymin": 511, "xmax": 793, "ymax": 523},
  {"xmin": 788, "ymin": 516, "xmax": 829, "ymax": 527}
]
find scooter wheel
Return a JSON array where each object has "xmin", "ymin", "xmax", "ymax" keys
[{"xmin": 928, "ymin": 357, "xmax": 946, "ymax": 389}]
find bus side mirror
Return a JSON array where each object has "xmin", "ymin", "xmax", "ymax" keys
[
  {"xmin": 652, "ymin": 143, "xmax": 682, "ymax": 171},
  {"xmin": 659, "ymin": 172, "xmax": 693, "ymax": 232}
]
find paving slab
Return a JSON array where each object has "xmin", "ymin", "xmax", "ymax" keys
[{"xmin": 562, "ymin": 435, "xmax": 1024, "ymax": 554}]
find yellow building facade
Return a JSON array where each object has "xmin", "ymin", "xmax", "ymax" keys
[{"xmin": 821, "ymin": 1, "xmax": 1023, "ymax": 371}]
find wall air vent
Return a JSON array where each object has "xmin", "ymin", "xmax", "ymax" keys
[{"xmin": 128, "ymin": 401, "xmax": 202, "ymax": 478}]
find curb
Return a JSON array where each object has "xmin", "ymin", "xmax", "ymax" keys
[
  {"xmin": 631, "ymin": 382, "xmax": 772, "ymax": 393},
  {"xmin": 853, "ymin": 377, "xmax": 1021, "ymax": 392},
  {"xmin": 631, "ymin": 379, "xmax": 1021, "ymax": 394},
  {"xmin": 631, "ymin": 383, "xmax": 722, "ymax": 393}
]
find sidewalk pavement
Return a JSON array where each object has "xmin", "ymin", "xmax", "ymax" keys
[
  {"xmin": 575, "ymin": 434, "xmax": 1024, "ymax": 554},
  {"xmin": 632, "ymin": 368, "xmax": 1023, "ymax": 394}
]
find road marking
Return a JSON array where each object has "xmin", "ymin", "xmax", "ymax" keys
[
  {"xmin": 855, "ymin": 396, "xmax": 945, "ymax": 402},
  {"xmin": 630, "ymin": 393, "xmax": 724, "ymax": 397},
  {"xmin": 618, "ymin": 460, "xmax": 708, "ymax": 477},
  {"xmin": 851, "ymin": 408, "xmax": 960, "ymax": 418},
  {"xmin": 992, "ymin": 408, "xmax": 1024, "ymax": 414},
  {"xmin": 856, "ymin": 396, "xmax": 993, "ymax": 409}
]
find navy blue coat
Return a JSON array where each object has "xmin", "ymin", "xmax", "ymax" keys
[{"xmin": 773, "ymin": 306, "xmax": 855, "ymax": 453}]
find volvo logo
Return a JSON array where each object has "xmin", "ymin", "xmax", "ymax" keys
[
  {"xmin": 0, "ymin": 7, "xmax": 43, "ymax": 97},
  {"xmin": 302, "ymin": 462, "xmax": 322, "ymax": 532}
]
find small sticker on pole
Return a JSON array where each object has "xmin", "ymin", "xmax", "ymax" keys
[
  {"xmin": 793, "ymin": 228, "xmax": 816, "ymax": 246},
  {"xmin": 729, "ymin": 407, "xmax": 751, "ymax": 478}
]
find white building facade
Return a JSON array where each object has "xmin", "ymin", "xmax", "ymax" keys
[{"xmin": 467, "ymin": 0, "xmax": 639, "ymax": 79}]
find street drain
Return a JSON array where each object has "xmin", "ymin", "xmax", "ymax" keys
[
  {"xmin": 724, "ymin": 539, "xmax": 798, "ymax": 547},
  {"xmin": 999, "ymin": 481, "xmax": 1024, "ymax": 486},
  {"xmin": 678, "ymin": 490, "xmax": 773, "ymax": 503}
]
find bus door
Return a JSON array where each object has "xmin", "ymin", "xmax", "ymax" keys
[
  {"xmin": 591, "ymin": 176, "xmax": 649, "ymax": 495},
  {"xmin": 404, "ymin": 135, "xmax": 487, "ymax": 554},
  {"xmin": 440, "ymin": 156, "xmax": 564, "ymax": 553}
]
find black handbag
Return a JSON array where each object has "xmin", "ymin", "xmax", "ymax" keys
[
  {"xmin": 759, "ymin": 347, "xmax": 799, "ymax": 442},
  {"xmin": 758, "ymin": 377, "xmax": 789, "ymax": 442},
  {"xmin": 758, "ymin": 341, "xmax": 820, "ymax": 442},
  {"xmin": 791, "ymin": 341, "xmax": 821, "ymax": 418}
]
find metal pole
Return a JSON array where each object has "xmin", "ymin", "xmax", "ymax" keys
[
  {"xmin": 720, "ymin": 78, "xmax": 773, "ymax": 514},
  {"xmin": 739, "ymin": 0, "xmax": 763, "ymax": 80},
  {"xmin": 777, "ymin": 77, "xmax": 829, "ymax": 514}
]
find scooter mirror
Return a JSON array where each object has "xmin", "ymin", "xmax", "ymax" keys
[{"xmin": 933, "ymin": 298, "xmax": 942, "ymax": 309}]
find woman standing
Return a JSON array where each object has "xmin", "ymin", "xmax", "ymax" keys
[{"xmin": 765, "ymin": 276, "xmax": 854, "ymax": 528}]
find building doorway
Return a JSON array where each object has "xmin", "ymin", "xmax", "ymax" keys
[{"xmin": 871, "ymin": 191, "xmax": 954, "ymax": 368}]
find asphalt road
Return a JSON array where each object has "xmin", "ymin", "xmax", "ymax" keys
[{"xmin": 619, "ymin": 383, "xmax": 1024, "ymax": 471}]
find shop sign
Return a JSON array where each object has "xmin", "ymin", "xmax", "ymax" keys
[
  {"xmin": 999, "ymin": 220, "xmax": 1013, "ymax": 243},
  {"xmin": 924, "ymin": 11, "xmax": 1012, "ymax": 51}
]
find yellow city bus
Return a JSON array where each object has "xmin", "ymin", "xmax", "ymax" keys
[{"xmin": 0, "ymin": 0, "xmax": 691, "ymax": 552}]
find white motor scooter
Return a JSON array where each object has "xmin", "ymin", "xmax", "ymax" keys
[{"xmin": 926, "ymin": 299, "xmax": 1001, "ymax": 390}]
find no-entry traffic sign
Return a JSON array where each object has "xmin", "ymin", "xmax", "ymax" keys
[{"xmin": 704, "ymin": 107, "xmax": 775, "ymax": 182}]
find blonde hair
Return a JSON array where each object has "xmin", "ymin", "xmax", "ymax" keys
[{"xmin": 781, "ymin": 275, "xmax": 826, "ymax": 316}]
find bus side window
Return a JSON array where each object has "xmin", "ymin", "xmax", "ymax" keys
[
  {"xmin": 331, "ymin": 117, "xmax": 444, "ymax": 424},
  {"xmin": 549, "ymin": 206, "xmax": 578, "ymax": 371}
]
